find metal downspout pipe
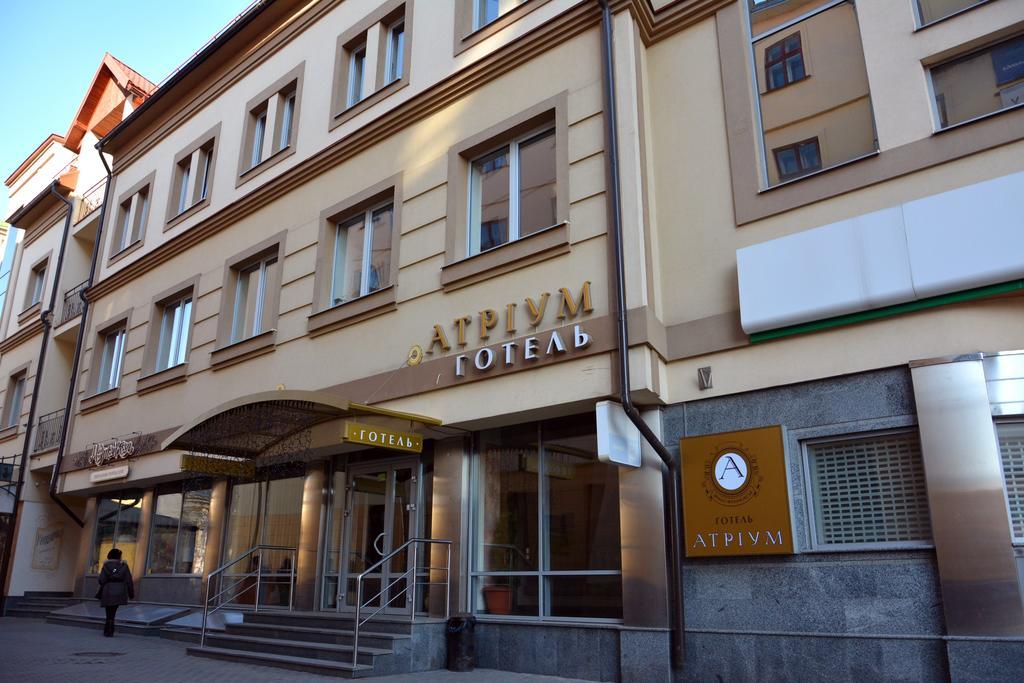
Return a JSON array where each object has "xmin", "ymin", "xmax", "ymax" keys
[
  {"xmin": 0, "ymin": 181, "xmax": 78, "ymax": 607},
  {"xmin": 49, "ymin": 141, "xmax": 115, "ymax": 528},
  {"xmin": 596, "ymin": 0, "xmax": 686, "ymax": 669}
]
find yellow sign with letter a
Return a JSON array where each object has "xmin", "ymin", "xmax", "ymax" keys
[
  {"xmin": 680, "ymin": 425, "xmax": 793, "ymax": 557},
  {"xmin": 343, "ymin": 421, "xmax": 423, "ymax": 454}
]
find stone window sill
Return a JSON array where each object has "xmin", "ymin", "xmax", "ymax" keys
[
  {"xmin": 17, "ymin": 302, "xmax": 41, "ymax": 326},
  {"xmin": 80, "ymin": 387, "xmax": 120, "ymax": 414},
  {"xmin": 236, "ymin": 144, "xmax": 297, "ymax": 188},
  {"xmin": 108, "ymin": 238, "xmax": 145, "ymax": 266},
  {"xmin": 136, "ymin": 363, "xmax": 189, "ymax": 395},
  {"xmin": 330, "ymin": 78, "xmax": 408, "ymax": 131},
  {"xmin": 0, "ymin": 424, "xmax": 19, "ymax": 442},
  {"xmin": 441, "ymin": 221, "xmax": 569, "ymax": 291},
  {"xmin": 308, "ymin": 286, "xmax": 397, "ymax": 336},
  {"xmin": 164, "ymin": 196, "xmax": 212, "ymax": 232},
  {"xmin": 210, "ymin": 329, "xmax": 277, "ymax": 369}
]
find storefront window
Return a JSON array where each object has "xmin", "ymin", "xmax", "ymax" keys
[
  {"xmin": 147, "ymin": 480, "xmax": 211, "ymax": 575},
  {"xmin": 91, "ymin": 494, "xmax": 143, "ymax": 573},
  {"xmin": 472, "ymin": 415, "xmax": 622, "ymax": 620},
  {"xmin": 930, "ymin": 35, "xmax": 1024, "ymax": 129}
]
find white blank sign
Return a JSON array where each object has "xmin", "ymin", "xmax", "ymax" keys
[{"xmin": 596, "ymin": 400, "xmax": 641, "ymax": 467}]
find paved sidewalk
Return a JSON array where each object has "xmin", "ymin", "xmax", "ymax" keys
[{"xmin": 0, "ymin": 618, "xmax": 592, "ymax": 683}]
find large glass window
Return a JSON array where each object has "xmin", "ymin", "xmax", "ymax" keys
[
  {"xmin": 230, "ymin": 254, "xmax": 279, "ymax": 343},
  {"xmin": 472, "ymin": 415, "xmax": 622, "ymax": 620},
  {"xmin": 147, "ymin": 480, "xmax": 211, "ymax": 575},
  {"xmin": 155, "ymin": 294, "xmax": 192, "ymax": 371},
  {"xmin": 385, "ymin": 20, "xmax": 405, "ymax": 85},
  {"xmin": 473, "ymin": 0, "xmax": 521, "ymax": 30},
  {"xmin": 749, "ymin": 0, "xmax": 877, "ymax": 186},
  {"xmin": 96, "ymin": 326, "xmax": 126, "ymax": 393},
  {"xmin": 91, "ymin": 494, "xmax": 143, "ymax": 573},
  {"xmin": 916, "ymin": 0, "xmax": 991, "ymax": 27},
  {"xmin": 4, "ymin": 372, "xmax": 25, "ymax": 429},
  {"xmin": 331, "ymin": 203, "xmax": 393, "ymax": 305},
  {"xmin": 468, "ymin": 128, "xmax": 556, "ymax": 254},
  {"xmin": 930, "ymin": 35, "xmax": 1024, "ymax": 130}
]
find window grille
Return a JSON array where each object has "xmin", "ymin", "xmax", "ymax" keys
[
  {"xmin": 998, "ymin": 423, "xmax": 1024, "ymax": 544},
  {"xmin": 807, "ymin": 431, "xmax": 932, "ymax": 547}
]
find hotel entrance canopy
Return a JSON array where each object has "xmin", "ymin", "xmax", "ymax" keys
[{"xmin": 162, "ymin": 390, "xmax": 441, "ymax": 459}]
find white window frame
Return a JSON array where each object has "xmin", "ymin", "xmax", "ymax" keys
[
  {"xmin": 802, "ymin": 428, "xmax": 934, "ymax": 552},
  {"xmin": 4, "ymin": 374, "xmax": 25, "ymax": 428},
  {"xmin": 384, "ymin": 19, "xmax": 405, "ymax": 85},
  {"xmin": 331, "ymin": 201, "xmax": 392, "ymax": 305},
  {"xmin": 473, "ymin": 0, "xmax": 520, "ymax": 31},
  {"xmin": 466, "ymin": 125, "xmax": 555, "ymax": 256},
  {"xmin": 176, "ymin": 161, "xmax": 192, "ymax": 215},
  {"xmin": 251, "ymin": 111, "xmax": 267, "ymax": 169},
  {"xmin": 279, "ymin": 92, "xmax": 296, "ymax": 150},
  {"xmin": 231, "ymin": 255, "xmax": 277, "ymax": 343},
  {"xmin": 348, "ymin": 44, "xmax": 367, "ymax": 107},
  {"xmin": 156, "ymin": 294, "xmax": 193, "ymax": 372},
  {"xmin": 28, "ymin": 264, "xmax": 46, "ymax": 306},
  {"xmin": 198, "ymin": 147, "xmax": 213, "ymax": 201},
  {"xmin": 96, "ymin": 327, "xmax": 127, "ymax": 393}
]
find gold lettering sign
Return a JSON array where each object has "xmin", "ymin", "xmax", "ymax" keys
[
  {"xmin": 343, "ymin": 422, "xmax": 423, "ymax": 454},
  {"xmin": 180, "ymin": 454, "xmax": 256, "ymax": 478},
  {"xmin": 680, "ymin": 426, "xmax": 793, "ymax": 557}
]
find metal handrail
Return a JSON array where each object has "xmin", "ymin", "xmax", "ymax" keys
[
  {"xmin": 200, "ymin": 544, "xmax": 296, "ymax": 647},
  {"xmin": 32, "ymin": 409, "xmax": 65, "ymax": 453},
  {"xmin": 58, "ymin": 280, "xmax": 88, "ymax": 325},
  {"xmin": 352, "ymin": 538, "xmax": 451, "ymax": 668}
]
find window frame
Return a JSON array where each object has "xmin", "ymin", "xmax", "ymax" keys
[
  {"xmin": 763, "ymin": 31, "xmax": 807, "ymax": 91},
  {"xmin": 109, "ymin": 171, "xmax": 156, "ymax": 264},
  {"xmin": 138, "ymin": 276, "xmax": 199, "ymax": 393},
  {"xmin": 454, "ymin": 0, "xmax": 552, "ymax": 56},
  {"xmin": 19, "ymin": 251, "xmax": 51, "ymax": 321},
  {"xmin": 146, "ymin": 479, "xmax": 213, "ymax": 577},
  {"xmin": 772, "ymin": 136, "xmax": 822, "ymax": 181},
  {"xmin": 384, "ymin": 18, "xmax": 406, "ymax": 86},
  {"xmin": 81, "ymin": 309, "xmax": 132, "ymax": 411},
  {"xmin": 995, "ymin": 419, "xmax": 1024, "ymax": 546},
  {"xmin": 0, "ymin": 363, "xmax": 30, "ymax": 437},
  {"xmin": 89, "ymin": 493, "xmax": 144, "ymax": 575},
  {"xmin": 467, "ymin": 419, "xmax": 624, "ymax": 623},
  {"xmin": 801, "ymin": 429, "xmax": 935, "ymax": 552},
  {"xmin": 329, "ymin": 0, "xmax": 413, "ymax": 131},
  {"xmin": 236, "ymin": 63, "xmax": 305, "ymax": 186},
  {"xmin": 212, "ymin": 232, "xmax": 286, "ymax": 368},
  {"xmin": 914, "ymin": 0, "xmax": 996, "ymax": 31},
  {"xmin": 309, "ymin": 176, "xmax": 402, "ymax": 335},
  {"xmin": 442, "ymin": 92, "xmax": 569, "ymax": 290},
  {"xmin": 164, "ymin": 123, "xmax": 221, "ymax": 230}
]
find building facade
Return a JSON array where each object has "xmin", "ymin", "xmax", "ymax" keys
[{"xmin": 2, "ymin": 0, "xmax": 1023, "ymax": 680}]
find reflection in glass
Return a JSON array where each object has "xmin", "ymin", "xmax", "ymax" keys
[
  {"xmin": 750, "ymin": 0, "xmax": 877, "ymax": 186},
  {"xmin": 345, "ymin": 471, "xmax": 388, "ymax": 608},
  {"xmin": 91, "ymin": 495, "xmax": 143, "ymax": 573},
  {"xmin": 548, "ymin": 575, "xmax": 623, "ymax": 619},
  {"xmin": 930, "ymin": 36, "xmax": 1024, "ymax": 129},
  {"xmin": 478, "ymin": 426, "xmax": 539, "ymax": 573},
  {"xmin": 471, "ymin": 147, "xmax": 510, "ymax": 253},
  {"xmin": 518, "ymin": 129, "xmax": 557, "ymax": 238},
  {"xmin": 475, "ymin": 575, "xmax": 539, "ymax": 617},
  {"xmin": 916, "ymin": 0, "xmax": 989, "ymax": 26},
  {"xmin": 148, "ymin": 492, "xmax": 182, "ymax": 574}
]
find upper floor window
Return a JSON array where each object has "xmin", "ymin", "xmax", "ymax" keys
[
  {"xmin": 26, "ymin": 259, "xmax": 47, "ymax": 309},
  {"xmin": 929, "ymin": 34, "xmax": 1024, "ymax": 130},
  {"xmin": 331, "ymin": 1, "xmax": 411, "ymax": 127},
  {"xmin": 167, "ymin": 124, "xmax": 220, "ymax": 225},
  {"xmin": 238, "ymin": 65, "xmax": 304, "ymax": 183},
  {"xmin": 748, "ymin": 0, "xmax": 877, "ymax": 187},
  {"xmin": 473, "ymin": 0, "xmax": 521, "ymax": 30},
  {"xmin": 232, "ymin": 254, "xmax": 278, "ymax": 344},
  {"xmin": 469, "ymin": 127, "xmax": 556, "ymax": 254},
  {"xmin": 96, "ymin": 325, "xmax": 127, "ymax": 393},
  {"xmin": 3, "ymin": 370, "xmax": 26, "ymax": 429},
  {"xmin": 916, "ymin": 0, "xmax": 992, "ymax": 27},
  {"xmin": 332, "ymin": 203, "xmax": 393, "ymax": 305},
  {"xmin": 156, "ymin": 294, "xmax": 193, "ymax": 371},
  {"xmin": 110, "ymin": 172, "xmax": 155, "ymax": 259}
]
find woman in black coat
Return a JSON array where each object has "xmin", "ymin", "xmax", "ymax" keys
[{"xmin": 97, "ymin": 548, "xmax": 134, "ymax": 637}]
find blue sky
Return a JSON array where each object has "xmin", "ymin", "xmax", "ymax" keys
[{"xmin": 1, "ymin": 0, "xmax": 249, "ymax": 219}]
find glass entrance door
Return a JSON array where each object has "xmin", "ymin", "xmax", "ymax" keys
[{"xmin": 323, "ymin": 458, "xmax": 419, "ymax": 613}]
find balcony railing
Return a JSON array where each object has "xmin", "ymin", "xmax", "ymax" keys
[
  {"xmin": 58, "ymin": 281, "xmax": 88, "ymax": 326},
  {"xmin": 73, "ymin": 177, "xmax": 106, "ymax": 223},
  {"xmin": 33, "ymin": 410, "xmax": 65, "ymax": 454}
]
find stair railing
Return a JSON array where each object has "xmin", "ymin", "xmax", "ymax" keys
[
  {"xmin": 352, "ymin": 537, "xmax": 451, "ymax": 668},
  {"xmin": 200, "ymin": 544, "xmax": 296, "ymax": 647}
]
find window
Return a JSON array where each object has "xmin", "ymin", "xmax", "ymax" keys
[
  {"xmin": 749, "ymin": 0, "xmax": 877, "ymax": 186},
  {"xmin": 385, "ymin": 20, "xmax": 405, "ymax": 85},
  {"xmin": 155, "ymin": 294, "xmax": 192, "ymax": 371},
  {"xmin": 471, "ymin": 415, "xmax": 622, "ymax": 620},
  {"xmin": 916, "ymin": 0, "xmax": 992, "ymax": 27},
  {"xmin": 331, "ymin": 1, "xmax": 411, "ymax": 128},
  {"xmin": 110, "ymin": 173, "xmax": 155, "ymax": 258},
  {"xmin": 773, "ymin": 137, "xmax": 822, "ymax": 180},
  {"xmin": 348, "ymin": 44, "xmax": 367, "ymax": 107},
  {"xmin": 231, "ymin": 254, "xmax": 278, "ymax": 343},
  {"xmin": 764, "ymin": 33, "xmax": 805, "ymax": 90},
  {"xmin": 237, "ymin": 65, "xmax": 303, "ymax": 182},
  {"xmin": 929, "ymin": 35, "xmax": 1024, "ymax": 130},
  {"xmin": 148, "ymin": 481, "xmax": 212, "ymax": 575},
  {"xmin": 167, "ymin": 124, "xmax": 219, "ymax": 225},
  {"xmin": 95, "ymin": 326, "xmax": 127, "ymax": 393},
  {"xmin": 997, "ymin": 422, "xmax": 1024, "ymax": 544},
  {"xmin": 3, "ymin": 371, "xmax": 26, "ymax": 430},
  {"xmin": 332, "ymin": 203, "xmax": 393, "ymax": 305},
  {"xmin": 468, "ymin": 127, "xmax": 556, "ymax": 254},
  {"xmin": 91, "ymin": 495, "xmax": 143, "ymax": 573},
  {"xmin": 805, "ymin": 431, "xmax": 932, "ymax": 549},
  {"xmin": 27, "ymin": 261, "xmax": 46, "ymax": 308},
  {"xmin": 473, "ymin": 0, "xmax": 521, "ymax": 30}
]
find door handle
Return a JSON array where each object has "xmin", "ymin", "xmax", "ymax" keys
[{"xmin": 373, "ymin": 532, "xmax": 386, "ymax": 556}]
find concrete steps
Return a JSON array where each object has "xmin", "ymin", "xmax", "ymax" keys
[
  {"xmin": 185, "ymin": 611, "xmax": 445, "ymax": 678},
  {"xmin": 6, "ymin": 593, "xmax": 85, "ymax": 619}
]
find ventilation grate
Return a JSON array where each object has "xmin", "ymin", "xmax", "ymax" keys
[
  {"xmin": 998, "ymin": 423, "xmax": 1024, "ymax": 544},
  {"xmin": 808, "ymin": 431, "xmax": 932, "ymax": 547}
]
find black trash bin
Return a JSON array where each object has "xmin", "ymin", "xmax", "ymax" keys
[{"xmin": 446, "ymin": 614, "xmax": 476, "ymax": 672}]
